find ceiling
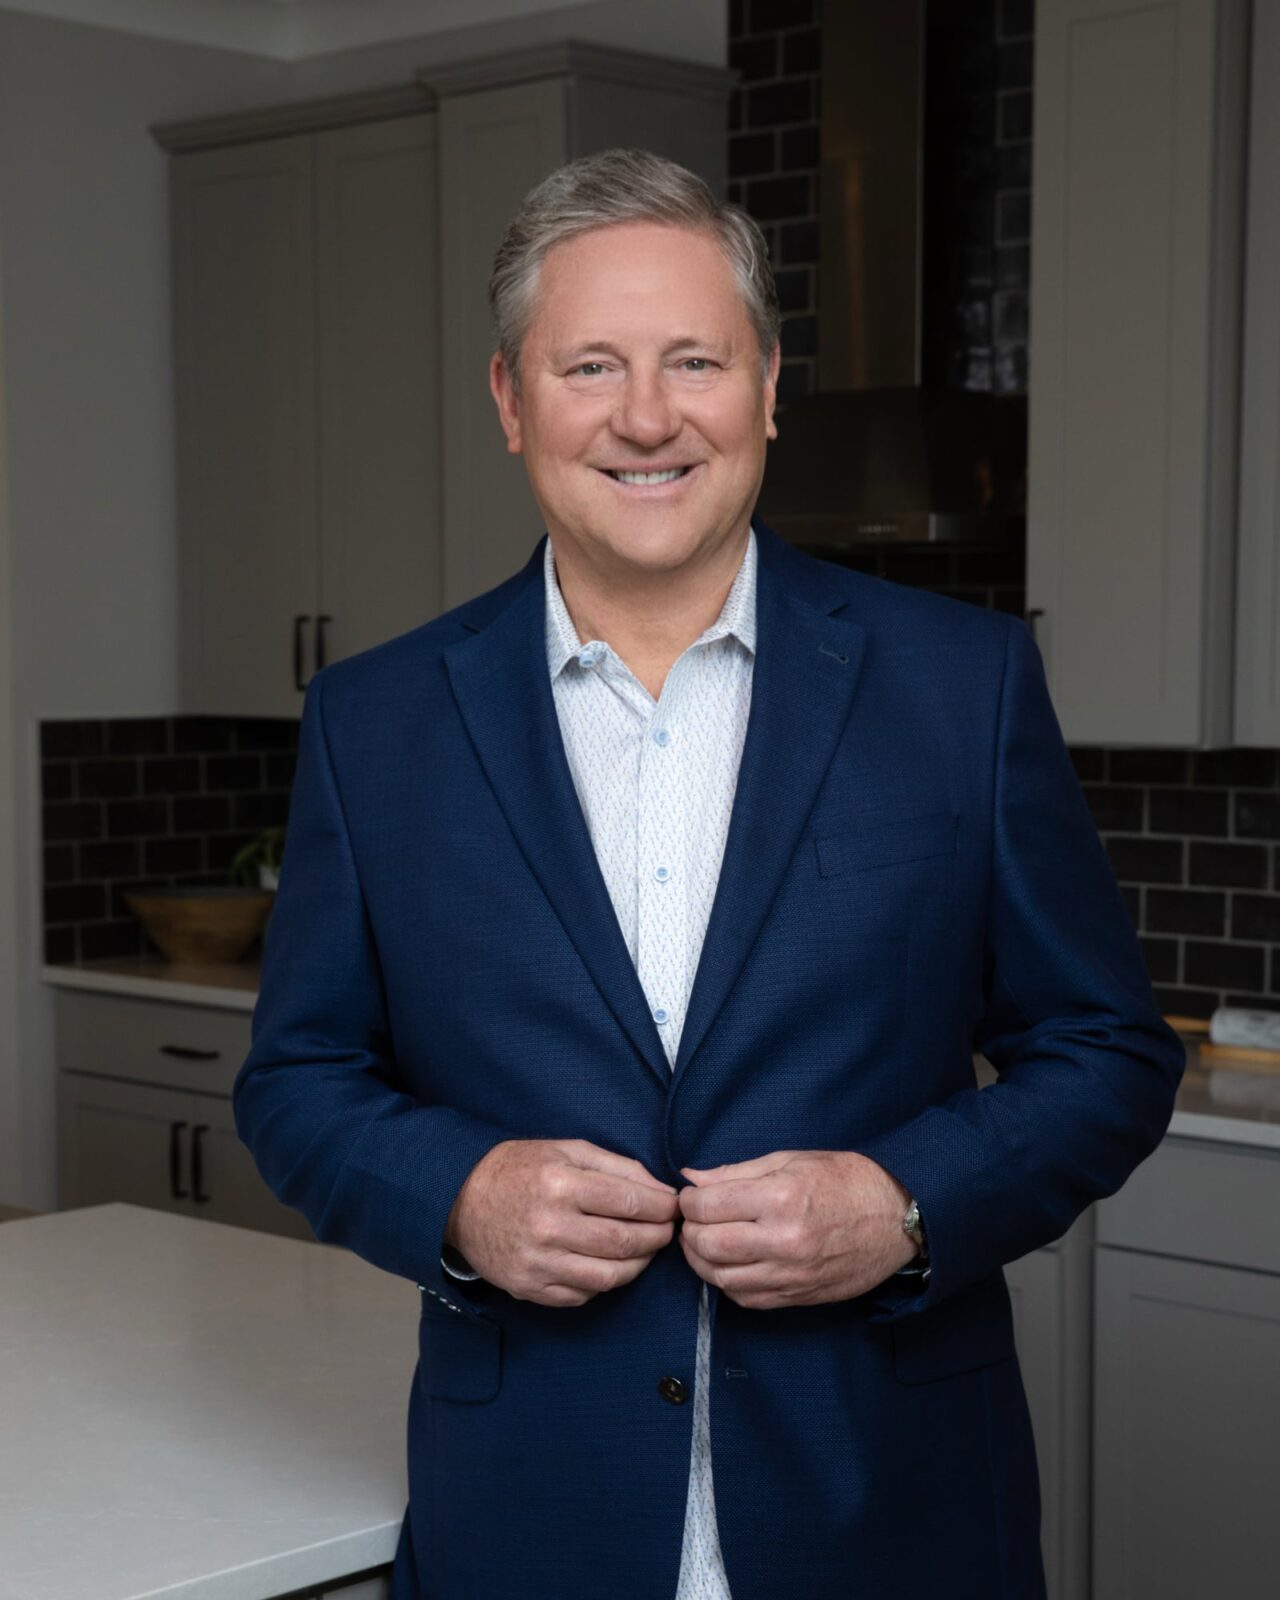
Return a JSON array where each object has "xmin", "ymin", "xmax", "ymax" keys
[{"xmin": 0, "ymin": 0, "xmax": 600, "ymax": 61}]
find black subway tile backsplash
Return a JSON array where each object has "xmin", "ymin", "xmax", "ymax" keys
[
  {"xmin": 1188, "ymin": 841, "xmax": 1270, "ymax": 889},
  {"xmin": 40, "ymin": 715, "xmax": 296, "ymax": 964},
  {"xmin": 1185, "ymin": 940, "xmax": 1267, "ymax": 993},
  {"xmin": 144, "ymin": 757, "xmax": 200, "ymax": 795},
  {"xmin": 1235, "ymin": 792, "xmax": 1280, "ymax": 839},
  {"xmin": 1232, "ymin": 896, "xmax": 1280, "ymax": 944},
  {"xmin": 1146, "ymin": 889, "xmax": 1227, "ymax": 939}
]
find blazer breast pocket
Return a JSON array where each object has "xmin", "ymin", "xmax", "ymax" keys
[
  {"xmin": 814, "ymin": 808, "xmax": 959, "ymax": 879},
  {"xmin": 418, "ymin": 1298, "xmax": 503, "ymax": 1404}
]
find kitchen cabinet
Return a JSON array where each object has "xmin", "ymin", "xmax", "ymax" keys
[
  {"xmin": 422, "ymin": 43, "xmax": 733, "ymax": 607},
  {"xmin": 1006, "ymin": 1220, "xmax": 1092, "ymax": 1600},
  {"xmin": 1092, "ymin": 1135, "xmax": 1280, "ymax": 1597},
  {"xmin": 54, "ymin": 987, "xmax": 312, "ymax": 1240},
  {"xmin": 1233, "ymin": 0, "xmax": 1280, "ymax": 745},
  {"xmin": 157, "ymin": 48, "xmax": 731, "ymax": 714},
  {"xmin": 160, "ymin": 94, "xmax": 442, "ymax": 717},
  {"xmin": 1027, "ymin": 0, "xmax": 1250, "ymax": 745}
]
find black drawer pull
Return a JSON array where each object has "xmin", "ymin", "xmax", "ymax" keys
[
  {"xmin": 191, "ymin": 1124, "xmax": 210, "ymax": 1204},
  {"xmin": 316, "ymin": 613, "xmax": 333, "ymax": 670},
  {"xmin": 160, "ymin": 1044, "xmax": 221, "ymax": 1062},
  {"xmin": 169, "ymin": 1120, "xmax": 189, "ymax": 1199}
]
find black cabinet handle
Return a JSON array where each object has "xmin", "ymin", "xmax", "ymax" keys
[
  {"xmin": 1024, "ymin": 607, "xmax": 1044, "ymax": 638},
  {"xmin": 293, "ymin": 614, "xmax": 312, "ymax": 691},
  {"xmin": 191, "ymin": 1124, "xmax": 211, "ymax": 1204},
  {"xmin": 169, "ymin": 1120, "xmax": 189, "ymax": 1199},
  {"xmin": 160, "ymin": 1044, "xmax": 221, "ymax": 1062},
  {"xmin": 316, "ymin": 614, "xmax": 333, "ymax": 671}
]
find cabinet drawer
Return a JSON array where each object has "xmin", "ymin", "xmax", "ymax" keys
[
  {"xmin": 55, "ymin": 989, "xmax": 251, "ymax": 1097},
  {"xmin": 1096, "ymin": 1135, "xmax": 1280, "ymax": 1275}
]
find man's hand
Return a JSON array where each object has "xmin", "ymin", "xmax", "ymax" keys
[
  {"xmin": 677, "ymin": 1150, "xmax": 919, "ymax": 1310},
  {"xmin": 445, "ymin": 1139, "xmax": 680, "ymax": 1307}
]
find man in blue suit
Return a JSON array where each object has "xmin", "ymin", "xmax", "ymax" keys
[{"xmin": 233, "ymin": 149, "xmax": 1185, "ymax": 1599}]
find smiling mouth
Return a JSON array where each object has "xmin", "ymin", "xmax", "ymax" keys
[{"xmin": 601, "ymin": 466, "xmax": 695, "ymax": 486}]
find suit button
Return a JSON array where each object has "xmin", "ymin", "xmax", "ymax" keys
[{"xmin": 658, "ymin": 1375, "xmax": 688, "ymax": 1405}]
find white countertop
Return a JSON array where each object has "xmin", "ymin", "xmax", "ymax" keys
[
  {"xmin": 0, "ymin": 1204, "xmax": 417, "ymax": 1600},
  {"xmin": 43, "ymin": 959, "xmax": 260, "ymax": 1013}
]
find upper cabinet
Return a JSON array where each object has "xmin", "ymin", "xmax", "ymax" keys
[
  {"xmin": 157, "ymin": 47, "xmax": 732, "ymax": 718},
  {"xmin": 160, "ymin": 95, "xmax": 441, "ymax": 719},
  {"xmin": 1027, "ymin": 0, "xmax": 1250, "ymax": 747},
  {"xmin": 1234, "ymin": 1, "xmax": 1280, "ymax": 746}
]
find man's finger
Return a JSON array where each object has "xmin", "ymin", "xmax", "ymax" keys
[
  {"xmin": 571, "ymin": 1169, "xmax": 681, "ymax": 1223},
  {"xmin": 566, "ymin": 1140, "xmax": 676, "ymax": 1191},
  {"xmin": 681, "ymin": 1150, "xmax": 795, "ymax": 1185},
  {"xmin": 678, "ymin": 1174, "xmax": 774, "ymax": 1224},
  {"xmin": 569, "ymin": 1213, "xmax": 675, "ymax": 1260},
  {"xmin": 680, "ymin": 1218, "xmax": 765, "ymax": 1265}
]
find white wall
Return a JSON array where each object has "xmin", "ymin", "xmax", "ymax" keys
[{"xmin": 0, "ymin": 1, "xmax": 725, "ymax": 1209}]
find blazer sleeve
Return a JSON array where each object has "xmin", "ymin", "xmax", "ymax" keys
[
  {"xmin": 853, "ymin": 614, "xmax": 1186, "ymax": 1318},
  {"xmin": 231, "ymin": 668, "xmax": 516, "ymax": 1295}
]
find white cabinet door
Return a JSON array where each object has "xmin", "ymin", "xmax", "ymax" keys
[
  {"xmin": 1027, "ymin": 0, "xmax": 1249, "ymax": 745},
  {"xmin": 1006, "ymin": 1216, "xmax": 1092, "ymax": 1600},
  {"xmin": 172, "ymin": 136, "xmax": 320, "ymax": 718},
  {"xmin": 1093, "ymin": 1247, "xmax": 1280, "ymax": 1599},
  {"xmin": 314, "ymin": 115, "xmax": 444, "ymax": 663},
  {"xmin": 1234, "ymin": 0, "xmax": 1280, "ymax": 746},
  {"xmin": 59, "ymin": 1073, "xmax": 198, "ymax": 1217}
]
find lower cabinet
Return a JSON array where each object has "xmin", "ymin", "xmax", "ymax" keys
[
  {"xmin": 1092, "ymin": 1136, "xmax": 1280, "ymax": 1600},
  {"xmin": 1006, "ymin": 1216, "xmax": 1093, "ymax": 1600},
  {"xmin": 55, "ymin": 986, "xmax": 312, "ymax": 1242}
]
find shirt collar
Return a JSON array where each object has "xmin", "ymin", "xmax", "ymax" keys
[{"xmin": 543, "ymin": 528, "xmax": 758, "ymax": 681}]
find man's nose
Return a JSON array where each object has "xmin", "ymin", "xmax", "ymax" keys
[{"xmin": 611, "ymin": 368, "xmax": 679, "ymax": 448}]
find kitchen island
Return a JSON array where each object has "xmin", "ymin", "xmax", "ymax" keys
[{"xmin": 0, "ymin": 1203, "xmax": 416, "ymax": 1600}]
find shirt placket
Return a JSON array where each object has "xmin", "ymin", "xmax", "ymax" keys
[{"xmin": 634, "ymin": 662, "xmax": 689, "ymax": 1072}]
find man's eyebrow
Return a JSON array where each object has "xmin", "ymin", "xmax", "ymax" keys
[{"xmin": 550, "ymin": 337, "xmax": 729, "ymax": 364}]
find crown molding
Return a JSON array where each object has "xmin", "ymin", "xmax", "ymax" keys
[
  {"xmin": 420, "ymin": 38, "xmax": 734, "ymax": 101},
  {"xmin": 151, "ymin": 82, "xmax": 434, "ymax": 152}
]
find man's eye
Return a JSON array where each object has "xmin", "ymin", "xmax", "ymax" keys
[
  {"xmin": 682, "ymin": 358, "xmax": 712, "ymax": 372},
  {"xmin": 572, "ymin": 362, "xmax": 606, "ymax": 377}
]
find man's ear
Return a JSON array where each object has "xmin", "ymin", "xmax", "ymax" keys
[
  {"xmin": 763, "ymin": 342, "xmax": 781, "ymax": 441},
  {"xmin": 489, "ymin": 351, "xmax": 523, "ymax": 454}
]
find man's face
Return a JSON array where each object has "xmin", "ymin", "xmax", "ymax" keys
[{"xmin": 490, "ymin": 221, "xmax": 780, "ymax": 580}]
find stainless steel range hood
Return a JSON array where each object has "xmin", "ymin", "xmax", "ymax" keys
[{"xmin": 756, "ymin": 0, "xmax": 1022, "ymax": 547}]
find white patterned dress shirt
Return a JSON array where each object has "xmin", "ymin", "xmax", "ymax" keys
[{"xmin": 541, "ymin": 528, "xmax": 756, "ymax": 1600}]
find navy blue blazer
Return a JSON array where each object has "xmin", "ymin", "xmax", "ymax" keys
[{"xmin": 234, "ymin": 518, "xmax": 1185, "ymax": 1599}]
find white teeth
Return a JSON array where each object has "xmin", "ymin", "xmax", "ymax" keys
[{"xmin": 610, "ymin": 468, "xmax": 688, "ymax": 485}]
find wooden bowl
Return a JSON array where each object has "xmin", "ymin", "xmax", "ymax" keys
[{"xmin": 124, "ymin": 887, "xmax": 274, "ymax": 964}]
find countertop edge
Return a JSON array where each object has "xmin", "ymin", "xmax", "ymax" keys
[
  {"xmin": 42, "ymin": 963, "xmax": 258, "ymax": 1013},
  {"xmin": 1167, "ymin": 1108, "xmax": 1280, "ymax": 1152},
  {"xmin": 172, "ymin": 1524, "xmax": 400, "ymax": 1600}
]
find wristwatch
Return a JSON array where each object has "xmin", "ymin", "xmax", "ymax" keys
[{"xmin": 902, "ymin": 1196, "xmax": 928, "ymax": 1261}]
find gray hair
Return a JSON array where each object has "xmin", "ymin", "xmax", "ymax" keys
[{"xmin": 488, "ymin": 148, "xmax": 780, "ymax": 390}]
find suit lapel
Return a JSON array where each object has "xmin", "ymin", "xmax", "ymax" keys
[
  {"xmin": 672, "ymin": 522, "xmax": 867, "ymax": 1082},
  {"xmin": 443, "ymin": 548, "xmax": 672, "ymax": 1088},
  {"xmin": 442, "ymin": 522, "xmax": 868, "ymax": 1095}
]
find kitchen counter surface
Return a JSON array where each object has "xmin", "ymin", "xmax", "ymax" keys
[
  {"xmin": 43, "ymin": 957, "xmax": 260, "ymax": 1012},
  {"xmin": 0, "ymin": 1204, "xmax": 416, "ymax": 1600}
]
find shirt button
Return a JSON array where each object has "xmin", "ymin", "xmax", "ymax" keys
[
  {"xmin": 652, "ymin": 727, "xmax": 671, "ymax": 747},
  {"xmin": 658, "ymin": 1375, "xmax": 688, "ymax": 1405},
  {"xmin": 578, "ymin": 643, "xmax": 604, "ymax": 667},
  {"xmin": 655, "ymin": 865, "xmax": 671, "ymax": 882},
  {"xmin": 653, "ymin": 1007, "xmax": 669, "ymax": 1025}
]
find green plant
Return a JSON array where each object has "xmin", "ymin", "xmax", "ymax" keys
[{"xmin": 229, "ymin": 827, "xmax": 285, "ymax": 887}]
